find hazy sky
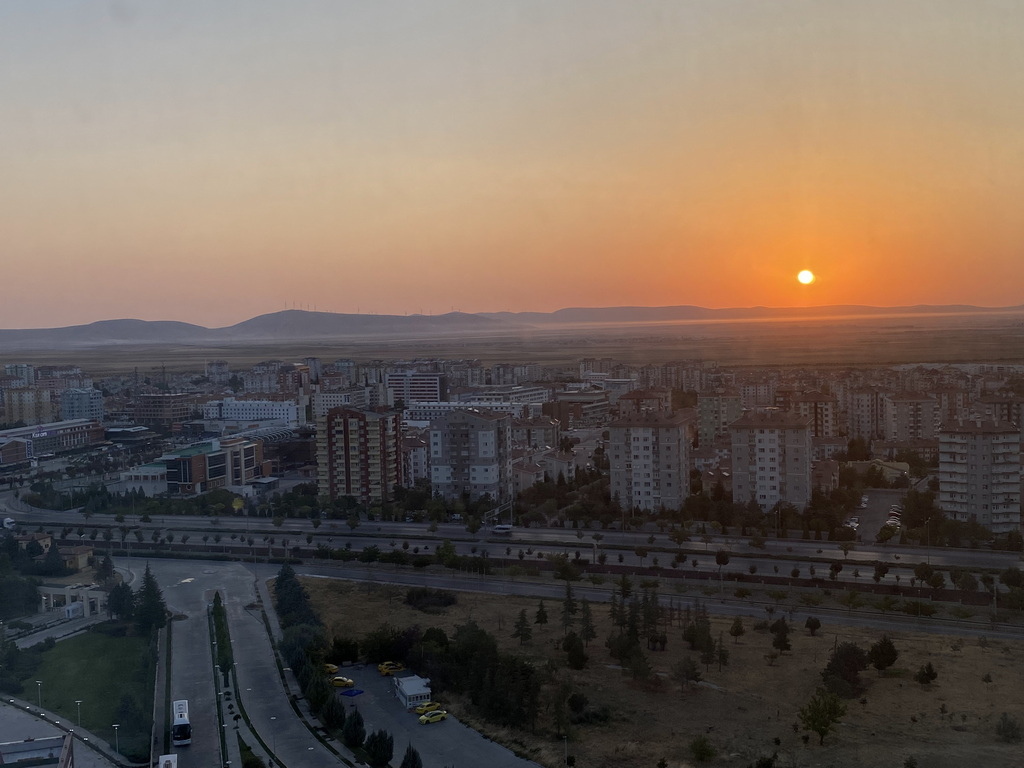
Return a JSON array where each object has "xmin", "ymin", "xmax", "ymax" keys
[{"xmin": 3, "ymin": 1, "xmax": 1024, "ymax": 328}]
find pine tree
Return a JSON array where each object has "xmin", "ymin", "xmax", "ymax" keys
[
  {"xmin": 535, "ymin": 599, "xmax": 548, "ymax": 626},
  {"xmin": 715, "ymin": 633, "xmax": 730, "ymax": 671},
  {"xmin": 561, "ymin": 580, "xmax": 578, "ymax": 634},
  {"xmin": 134, "ymin": 564, "xmax": 167, "ymax": 634},
  {"xmin": 579, "ymin": 599, "xmax": 597, "ymax": 647},
  {"xmin": 364, "ymin": 729, "xmax": 394, "ymax": 768},
  {"xmin": 343, "ymin": 708, "xmax": 366, "ymax": 749},
  {"xmin": 512, "ymin": 609, "xmax": 533, "ymax": 645},
  {"xmin": 399, "ymin": 744, "xmax": 424, "ymax": 768}
]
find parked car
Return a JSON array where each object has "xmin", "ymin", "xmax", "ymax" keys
[
  {"xmin": 378, "ymin": 661, "xmax": 405, "ymax": 676},
  {"xmin": 330, "ymin": 676, "xmax": 355, "ymax": 688},
  {"xmin": 414, "ymin": 701, "xmax": 442, "ymax": 714},
  {"xmin": 323, "ymin": 663, "xmax": 339, "ymax": 674},
  {"xmin": 419, "ymin": 710, "xmax": 448, "ymax": 724}
]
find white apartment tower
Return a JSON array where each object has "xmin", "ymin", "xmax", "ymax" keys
[
  {"xmin": 608, "ymin": 411, "xmax": 691, "ymax": 512},
  {"xmin": 730, "ymin": 409, "xmax": 813, "ymax": 512},
  {"xmin": 938, "ymin": 418, "xmax": 1021, "ymax": 534}
]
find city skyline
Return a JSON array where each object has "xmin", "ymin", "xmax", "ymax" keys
[{"xmin": 4, "ymin": 1, "xmax": 1024, "ymax": 328}]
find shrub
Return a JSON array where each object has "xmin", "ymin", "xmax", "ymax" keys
[
  {"xmin": 404, "ymin": 587, "xmax": 458, "ymax": 612},
  {"xmin": 996, "ymin": 712, "xmax": 1022, "ymax": 743},
  {"xmin": 690, "ymin": 734, "xmax": 716, "ymax": 763}
]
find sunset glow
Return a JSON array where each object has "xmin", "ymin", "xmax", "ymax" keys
[{"xmin": 2, "ymin": 2, "xmax": 1024, "ymax": 328}]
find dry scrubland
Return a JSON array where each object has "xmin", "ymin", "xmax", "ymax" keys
[{"xmin": 301, "ymin": 576, "xmax": 1024, "ymax": 768}]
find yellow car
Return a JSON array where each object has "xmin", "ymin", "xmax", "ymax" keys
[
  {"xmin": 414, "ymin": 701, "xmax": 441, "ymax": 714},
  {"xmin": 323, "ymin": 663, "xmax": 339, "ymax": 674},
  {"xmin": 330, "ymin": 676, "xmax": 355, "ymax": 688},
  {"xmin": 419, "ymin": 710, "xmax": 448, "ymax": 725},
  {"xmin": 377, "ymin": 661, "xmax": 405, "ymax": 676}
]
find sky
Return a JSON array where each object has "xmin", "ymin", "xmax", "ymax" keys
[{"xmin": 3, "ymin": 1, "xmax": 1024, "ymax": 329}]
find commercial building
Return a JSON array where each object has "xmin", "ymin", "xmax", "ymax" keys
[
  {"xmin": 202, "ymin": 397, "xmax": 301, "ymax": 427},
  {"xmin": 316, "ymin": 407, "xmax": 402, "ymax": 506},
  {"xmin": 0, "ymin": 419, "xmax": 105, "ymax": 466},
  {"xmin": 608, "ymin": 411, "xmax": 691, "ymax": 512},
  {"xmin": 938, "ymin": 418, "xmax": 1021, "ymax": 533},
  {"xmin": 729, "ymin": 409, "xmax": 813, "ymax": 512},
  {"xmin": 385, "ymin": 372, "xmax": 447, "ymax": 405},
  {"xmin": 134, "ymin": 393, "xmax": 195, "ymax": 428},
  {"xmin": 121, "ymin": 437, "xmax": 265, "ymax": 496}
]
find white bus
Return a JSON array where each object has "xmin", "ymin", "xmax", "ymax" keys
[
  {"xmin": 171, "ymin": 700, "xmax": 192, "ymax": 746},
  {"xmin": 492, "ymin": 524, "xmax": 513, "ymax": 535}
]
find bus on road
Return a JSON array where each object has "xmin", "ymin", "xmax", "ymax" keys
[{"xmin": 171, "ymin": 700, "xmax": 191, "ymax": 746}]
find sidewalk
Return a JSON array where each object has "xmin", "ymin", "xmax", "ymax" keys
[{"xmin": 0, "ymin": 694, "xmax": 124, "ymax": 767}]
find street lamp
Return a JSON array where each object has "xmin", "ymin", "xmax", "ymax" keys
[
  {"xmin": 112, "ymin": 723, "xmax": 120, "ymax": 755},
  {"xmin": 75, "ymin": 700, "xmax": 83, "ymax": 727},
  {"xmin": 35, "ymin": 680, "xmax": 41, "ymax": 708},
  {"xmin": 270, "ymin": 715, "xmax": 277, "ymax": 754}
]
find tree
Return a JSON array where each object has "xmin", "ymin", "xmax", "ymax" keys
[
  {"xmin": 770, "ymin": 618, "xmax": 791, "ymax": 653},
  {"xmin": 995, "ymin": 712, "xmax": 1022, "ymax": 743},
  {"xmin": 715, "ymin": 549, "xmax": 730, "ymax": 591},
  {"xmin": 107, "ymin": 582, "xmax": 134, "ymax": 620},
  {"xmin": 134, "ymin": 564, "xmax": 167, "ymax": 634},
  {"xmin": 535, "ymin": 599, "xmax": 548, "ymax": 627},
  {"xmin": 579, "ymin": 599, "xmax": 597, "ymax": 647},
  {"xmin": 804, "ymin": 616, "xmax": 821, "ymax": 636},
  {"xmin": 822, "ymin": 642, "xmax": 868, "ymax": 696},
  {"xmin": 717, "ymin": 618, "xmax": 741, "ymax": 649},
  {"xmin": 512, "ymin": 609, "xmax": 532, "ymax": 645},
  {"xmin": 671, "ymin": 657, "xmax": 701, "ymax": 691},
  {"xmin": 399, "ymin": 744, "xmax": 425, "ymax": 768},
  {"xmin": 364, "ymin": 729, "xmax": 394, "ymax": 768},
  {"xmin": 799, "ymin": 688, "xmax": 847, "ymax": 745},
  {"xmin": 914, "ymin": 662, "xmax": 938, "ymax": 685},
  {"xmin": 564, "ymin": 631, "xmax": 588, "ymax": 669},
  {"xmin": 867, "ymin": 635, "xmax": 899, "ymax": 673},
  {"xmin": 343, "ymin": 708, "xmax": 366, "ymax": 749},
  {"xmin": 561, "ymin": 580, "xmax": 578, "ymax": 634},
  {"xmin": 690, "ymin": 734, "xmax": 716, "ymax": 762},
  {"xmin": 95, "ymin": 554, "xmax": 115, "ymax": 584},
  {"xmin": 715, "ymin": 634, "xmax": 729, "ymax": 671}
]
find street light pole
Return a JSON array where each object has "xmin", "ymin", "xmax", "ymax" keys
[
  {"xmin": 75, "ymin": 699, "xmax": 82, "ymax": 727},
  {"xmin": 112, "ymin": 723, "xmax": 120, "ymax": 755},
  {"xmin": 35, "ymin": 680, "xmax": 41, "ymax": 708}
]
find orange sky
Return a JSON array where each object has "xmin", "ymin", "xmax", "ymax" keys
[{"xmin": 2, "ymin": 1, "xmax": 1024, "ymax": 328}]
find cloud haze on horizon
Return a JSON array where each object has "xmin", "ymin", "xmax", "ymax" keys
[{"xmin": 3, "ymin": 1, "xmax": 1024, "ymax": 329}]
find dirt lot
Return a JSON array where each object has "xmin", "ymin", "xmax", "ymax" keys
[{"xmin": 299, "ymin": 575, "xmax": 1024, "ymax": 768}]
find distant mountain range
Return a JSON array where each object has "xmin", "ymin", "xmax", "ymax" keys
[{"xmin": 0, "ymin": 304, "xmax": 1021, "ymax": 351}]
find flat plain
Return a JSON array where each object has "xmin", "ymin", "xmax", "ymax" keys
[
  {"xmin": 8, "ymin": 311, "xmax": 1024, "ymax": 374},
  {"xmin": 302, "ymin": 576, "xmax": 1024, "ymax": 768}
]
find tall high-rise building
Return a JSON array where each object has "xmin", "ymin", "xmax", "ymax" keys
[
  {"xmin": 429, "ymin": 409, "xmax": 512, "ymax": 505},
  {"xmin": 317, "ymin": 407, "xmax": 402, "ymax": 506},
  {"xmin": 608, "ymin": 411, "xmax": 691, "ymax": 512},
  {"xmin": 697, "ymin": 389, "xmax": 743, "ymax": 447},
  {"xmin": 730, "ymin": 409, "xmax": 812, "ymax": 512},
  {"xmin": 938, "ymin": 418, "xmax": 1021, "ymax": 533}
]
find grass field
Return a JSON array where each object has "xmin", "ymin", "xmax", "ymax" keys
[
  {"xmin": 301, "ymin": 575, "xmax": 1024, "ymax": 768},
  {"xmin": 25, "ymin": 631, "xmax": 155, "ymax": 761}
]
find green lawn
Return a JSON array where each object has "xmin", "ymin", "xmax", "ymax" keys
[{"xmin": 25, "ymin": 630, "xmax": 155, "ymax": 761}]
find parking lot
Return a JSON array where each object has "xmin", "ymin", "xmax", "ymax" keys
[{"xmin": 336, "ymin": 664, "xmax": 541, "ymax": 768}]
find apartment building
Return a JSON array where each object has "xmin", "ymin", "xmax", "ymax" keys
[
  {"xmin": 938, "ymin": 418, "xmax": 1021, "ymax": 533},
  {"xmin": 697, "ymin": 389, "xmax": 743, "ymax": 447},
  {"xmin": 730, "ymin": 409, "xmax": 813, "ymax": 512},
  {"xmin": 202, "ymin": 397, "xmax": 301, "ymax": 427},
  {"xmin": 60, "ymin": 388, "xmax": 104, "ymax": 422},
  {"xmin": 429, "ymin": 409, "xmax": 512, "ymax": 505},
  {"xmin": 134, "ymin": 393, "xmax": 195, "ymax": 428},
  {"xmin": 385, "ymin": 372, "xmax": 447, "ymax": 406},
  {"xmin": 608, "ymin": 411, "xmax": 691, "ymax": 512},
  {"xmin": 792, "ymin": 391, "xmax": 838, "ymax": 438},
  {"xmin": 316, "ymin": 407, "xmax": 402, "ymax": 506},
  {"xmin": 883, "ymin": 392, "xmax": 938, "ymax": 441},
  {"xmin": 4, "ymin": 387, "xmax": 54, "ymax": 426}
]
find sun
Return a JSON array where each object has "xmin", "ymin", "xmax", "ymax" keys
[{"xmin": 797, "ymin": 269, "xmax": 815, "ymax": 285}]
